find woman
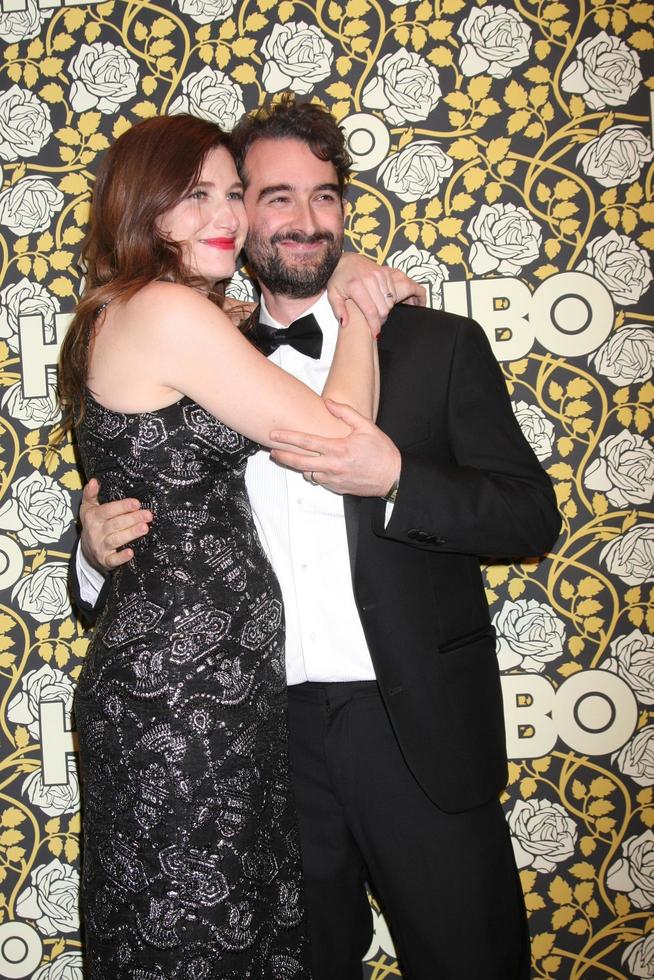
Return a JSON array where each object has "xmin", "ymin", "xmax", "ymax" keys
[{"xmin": 58, "ymin": 114, "xmax": 379, "ymax": 978}]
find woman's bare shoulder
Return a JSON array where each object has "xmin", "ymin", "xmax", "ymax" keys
[
  {"xmin": 123, "ymin": 282, "xmax": 232, "ymax": 334},
  {"xmin": 129, "ymin": 280, "xmax": 206, "ymax": 312}
]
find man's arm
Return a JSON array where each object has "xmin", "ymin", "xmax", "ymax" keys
[
  {"xmin": 270, "ymin": 319, "xmax": 561, "ymax": 560},
  {"xmin": 69, "ymin": 539, "xmax": 110, "ymax": 623},
  {"xmin": 271, "ymin": 399, "xmax": 400, "ymax": 498},
  {"xmin": 377, "ymin": 317, "xmax": 561, "ymax": 558},
  {"xmin": 69, "ymin": 479, "xmax": 153, "ymax": 619}
]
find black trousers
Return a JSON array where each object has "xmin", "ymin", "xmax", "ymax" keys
[{"xmin": 287, "ymin": 681, "xmax": 531, "ymax": 980}]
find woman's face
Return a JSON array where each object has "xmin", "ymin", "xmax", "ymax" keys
[{"xmin": 157, "ymin": 145, "xmax": 247, "ymax": 287}]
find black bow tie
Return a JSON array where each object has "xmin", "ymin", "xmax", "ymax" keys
[{"xmin": 255, "ymin": 313, "xmax": 323, "ymax": 359}]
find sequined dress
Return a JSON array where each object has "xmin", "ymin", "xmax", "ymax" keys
[{"xmin": 75, "ymin": 392, "xmax": 310, "ymax": 980}]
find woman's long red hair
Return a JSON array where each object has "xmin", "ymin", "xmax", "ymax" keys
[{"xmin": 58, "ymin": 114, "xmax": 234, "ymax": 429}]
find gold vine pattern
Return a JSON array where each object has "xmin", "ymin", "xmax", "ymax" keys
[{"xmin": 0, "ymin": 0, "xmax": 652, "ymax": 977}]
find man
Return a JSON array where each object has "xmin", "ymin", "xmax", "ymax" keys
[{"xmin": 71, "ymin": 99, "xmax": 560, "ymax": 979}]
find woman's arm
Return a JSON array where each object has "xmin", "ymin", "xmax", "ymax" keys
[
  {"xmin": 322, "ymin": 300, "xmax": 377, "ymax": 419},
  {"xmin": 220, "ymin": 256, "xmax": 425, "ymax": 337},
  {"xmin": 100, "ymin": 283, "xmax": 376, "ymax": 448}
]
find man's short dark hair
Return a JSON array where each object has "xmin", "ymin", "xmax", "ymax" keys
[{"xmin": 231, "ymin": 96, "xmax": 352, "ymax": 196}]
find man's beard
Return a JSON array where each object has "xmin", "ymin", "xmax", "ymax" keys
[{"xmin": 245, "ymin": 229, "xmax": 343, "ymax": 298}]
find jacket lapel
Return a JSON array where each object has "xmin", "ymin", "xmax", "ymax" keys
[{"xmin": 343, "ymin": 494, "xmax": 360, "ymax": 581}]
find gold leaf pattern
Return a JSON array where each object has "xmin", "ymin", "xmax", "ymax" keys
[{"xmin": 0, "ymin": 1, "xmax": 651, "ymax": 977}]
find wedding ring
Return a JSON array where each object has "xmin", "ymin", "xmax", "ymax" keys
[{"xmin": 310, "ymin": 472, "xmax": 318, "ymax": 485}]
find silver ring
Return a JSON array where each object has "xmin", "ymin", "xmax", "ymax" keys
[{"xmin": 310, "ymin": 471, "xmax": 318, "ymax": 485}]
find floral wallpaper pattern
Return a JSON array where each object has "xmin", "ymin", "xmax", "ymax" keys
[{"xmin": 0, "ymin": 0, "xmax": 652, "ymax": 977}]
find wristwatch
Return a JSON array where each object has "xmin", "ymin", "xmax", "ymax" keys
[{"xmin": 382, "ymin": 475, "xmax": 400, "ymax": 504}]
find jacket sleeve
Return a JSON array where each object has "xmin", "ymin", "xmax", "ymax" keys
[
  {"xmin": 68, "ymin": 538, "xmax": 111, "ymax": 626},
  {"xmin": 373, "ymin": 317, "xmax": 561, "ymax": 559}
]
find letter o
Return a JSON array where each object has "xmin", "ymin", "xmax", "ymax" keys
[
  {"xmin": 533, "ymin": 272, "xmax": 614, "ymax": 356},
  {"xmin": 0, "ymin": 922, "xmax": 43, "ymax": 979},
  {"xmin": 0, "ymin": 535, "xmax": 23, "ymax": 591},
  {"xmin": 553, "ymin": 669, "xmax": 638, "ymax": 756}
]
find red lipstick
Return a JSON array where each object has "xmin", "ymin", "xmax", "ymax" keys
[{"xmin": 203, "ymin": 238, "xmax": 235, "ymax": 250}]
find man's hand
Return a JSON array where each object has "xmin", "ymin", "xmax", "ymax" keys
[
  {"xmin": 327, "ymin": 254, "xmax": 426, "ymax": 336},
  {"xmin": 270, "ymin": 400, "xmax": 401, "ymax": 497},
  {"xmin": 80, "ymin": 478, "xmax": 153, "ymax": 571}
]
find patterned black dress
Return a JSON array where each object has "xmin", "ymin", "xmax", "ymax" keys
[{"xmin": 75, "ymin": 392, "xmax": 310, "ymax": 980}]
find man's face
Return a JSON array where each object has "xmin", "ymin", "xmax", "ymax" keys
[{"xmin": 242, "ymin": 138, "xmax": 345, "ymax": 298}]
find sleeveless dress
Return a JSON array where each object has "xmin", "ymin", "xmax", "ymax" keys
[{"xmin": 75, "ymin": 391, "xmax": 310, "ymax": 980}]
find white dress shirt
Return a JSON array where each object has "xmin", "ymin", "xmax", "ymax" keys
[{"xmin": 77, "ymin": 291, "xmax": 376, "ymax": 684}]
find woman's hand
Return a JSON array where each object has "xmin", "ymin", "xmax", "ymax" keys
[
  {"xmin": 222, "ymin": 295, "xmax": 256, "ymax": 326},
  {"xmin": 327, "ymin": 253, "xmax": 426, "ymax": 335}
]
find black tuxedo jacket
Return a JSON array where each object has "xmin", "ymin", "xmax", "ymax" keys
[
  {"xmin": 340, "ymin": 305, "xmax": 559, "ymax": 812},
  {"xmin": 69, "ymin": 304, "xmax": 560, "ymax": 814}
]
